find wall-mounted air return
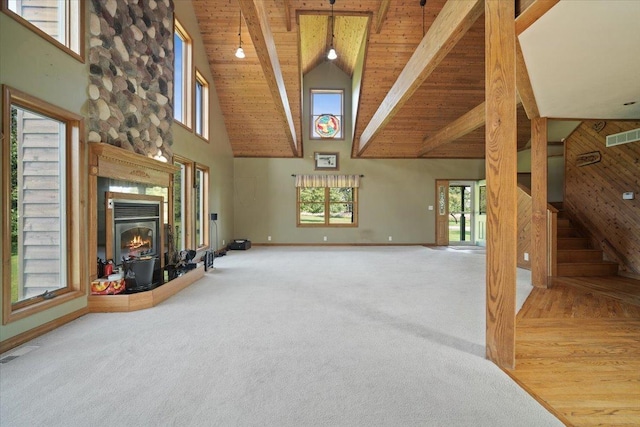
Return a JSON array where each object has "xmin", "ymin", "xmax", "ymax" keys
[{"xmin": 606, "ymin": 128, "xmax": 640, "ymax": 147}]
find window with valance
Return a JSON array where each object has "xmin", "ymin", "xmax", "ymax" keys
[{"xmin": 295, "ymin": 175, "xmax": 359, "ymax": 227}]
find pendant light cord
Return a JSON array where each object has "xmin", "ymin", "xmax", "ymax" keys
[
  {"xmin": 238, "ymin": 10, "xmax": 242, "ymax": 47},
  {"xmin": 331, "ymin": 1, "xmax": 335, "ymax": 46},
  {"xmin": 420, "ymin": 0, "xmax": 426, "ymax": 37}
]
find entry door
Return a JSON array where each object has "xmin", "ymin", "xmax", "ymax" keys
[
  {"xmin": 435, "ymin": 180, "xmax": 449, "ymax": 246},
  {"xmin": 448, "ymin": 183, "xmax": 474, "ymax": 245}
]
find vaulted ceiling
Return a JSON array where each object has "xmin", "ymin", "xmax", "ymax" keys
[{"xmin": 192, "ymin": 0, "xmax": 640, "ymax": 159}]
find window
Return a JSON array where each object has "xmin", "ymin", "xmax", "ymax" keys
[
  {"xmin": 310, "ymin": 89, "xmax": 343, "ymax": 139},
  {"xmin": 194, "ymin": 69, "xmax": 210, "ymax": 140},
  {"xmin": 297, "ymin": 187, "xmax": 358, "ymax": 227},
  {"xmin": 172, "ymin": 155, "xmax": 192, "ymax": 251},
  {"xmin": 194, "ymin": 164, "xmax": 209, "ymax": 249},
  {"xmin": 479, "ymin": 185, "xmax": 486, "ymax": 215},
  {"xmin": 2, "ymin": 85, "xmax": 85, "ymax": 324},
  {"xmin": 173, "ymin": 19, "xmax": 192, "ymax": 127},
  {"xmin": 2, "ymin": 0, "xmax": 83, "ymax": 60}
]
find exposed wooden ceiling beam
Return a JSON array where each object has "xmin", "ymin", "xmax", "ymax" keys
[
  {"xmin": 374, "ymin": 0, "xmax": 391, "ymax": 34},
  {"xmin": 513, "ymin": 0, "xmax": 559, "ymax": 120},
  {"xmin": 416, "ymin": 1, "xmax": 560, "ymax": 154},
  {"xmin": 238, "ymin": 0, "xmax": 299, "ymax": 155},
  {"xmin": 418, "ymin": 98, "xmax": 524, "ymax": 157},
  {"xmin": 515, "ymin": 0, "xmax": 560, "ymax": 34},
  {"xmin": 357, "ymin": 0, "xmax": 484, "ymax": 156},
  {"xmin": 418, "ymin": 102, "xmax": 486, "ymax": 157},
  {"xmin": 515, "ymin": 39, "xmax": 539, "ymax": 119}
]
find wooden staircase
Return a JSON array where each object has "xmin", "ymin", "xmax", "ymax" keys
[{"xmin": 555, "ymin": 213, "xmax": 619, "ymax": 277}]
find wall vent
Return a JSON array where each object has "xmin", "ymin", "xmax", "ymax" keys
[{"xmin": 606, "ymin": 128, "xmax": 640, "ymax": 147}]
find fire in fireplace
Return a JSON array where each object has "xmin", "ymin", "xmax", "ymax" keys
[
  {"xmin": 111, "ymin": 198, "xmax": 161, "ymax": 265},
  {"xmin": 116, "ymin": 223, "xmax": 156, "ymax": 260}
]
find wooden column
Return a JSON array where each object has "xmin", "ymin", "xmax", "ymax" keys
[
  {"xmin": 485, "ymin": 0, "xmax": 517, "ymax": 369},
  {"xmin": 531, "ymin": 117, "xmax": 549, "ymax": 287}
]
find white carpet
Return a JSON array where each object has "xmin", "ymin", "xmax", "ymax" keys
[{"xmin": 0, "ymin": 246, "xmax": 561, "ymax": 426}]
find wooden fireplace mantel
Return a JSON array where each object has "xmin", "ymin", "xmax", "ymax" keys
[
  {"xmin": 87, "ymin": 143, "xmax": 198, "ymax": 312},
  {"xmin": 89, "ymin": 142, "xmax": 179, "ymax": 187}
]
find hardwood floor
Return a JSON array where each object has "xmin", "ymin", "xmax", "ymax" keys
[{"xmin": 507, "ymin": 277, "xmax": 640, "ymax": 427}]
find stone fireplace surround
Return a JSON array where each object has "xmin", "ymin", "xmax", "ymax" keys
[{"xmin": 88, "ymin": 143, "xmax": 203, "ymax": 312}]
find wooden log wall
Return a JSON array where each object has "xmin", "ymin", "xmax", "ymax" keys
[{"xmin": 564, "ymin": 120, "xmax": 640, "ymax": 277}]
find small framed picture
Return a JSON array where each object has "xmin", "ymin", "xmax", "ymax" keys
[{"xmin": 314, "ymin": 152, "xmax": 339, "ymax": 171}]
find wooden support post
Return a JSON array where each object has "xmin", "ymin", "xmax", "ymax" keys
[
  {"xmin": 485, "ymin": 0, "xmax": 517, "ymax": 369},
  {"xmin": 531, "ymin": 117, "xmax": 549, "ymax": 287}
]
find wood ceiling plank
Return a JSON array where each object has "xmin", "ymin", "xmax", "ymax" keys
[
  {"xmin": 357, "ymin": 0, "xmax": 484, "ymax": 156},
  {"xmin": 238, "ymin": 0, "xmax": 299, "ymax": 156},
  {"xmin": 418, "ymin": 102, "xmax": 486, "ymax": 157},
  {"xmin": 374, "ymin": 0, "xmax": 391, "ymax": 34}
]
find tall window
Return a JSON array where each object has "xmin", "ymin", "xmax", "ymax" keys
[
  {"xmin": 2, "ymin": 0, "xmax": 83, "ymax": 60},
  {"xmin": 194, "ymin": 69, "xmax": 209, "ymax": 140},
  {"xmin": 173, "ymin": 19, "xmax": 192, "ymax": 127},
  {"xmin": 2, "ymin": 85, "xmax": 85, "ymax": 323},
  {"xmin": 297, "ymin": 187, "xmax": 358, "ymax": 227},
  {"xmin": 310, "ymin": 89, "xmax": 343, "ymax": 139},
  {"xmin": 172, "ymin": 155, "xmax": 192, "ymax": 251},
  {"xmin": 194, "ymin": 164, "xmax": 209, "ymax": 249}
]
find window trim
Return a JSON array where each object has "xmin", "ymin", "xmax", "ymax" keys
[
  {"xmin": 194, "ymin": 69, "xmax": 210, "ymax": 141},
  {"xmin": 0, "ymin": 0, "xmax": 84, "ymax": 63},
  {"xmin": 194, "ymin": 163, "xmax": 209, "ymax": 250},
  {"xmin": 172, "ymin": 155, "xmax": 193, "ymax": 250},
  {"xmin": 173, "ymin": 18, "xmax": 193, "ymax": 128},
  {"xmin": 2, "ymin": 85, "xmax": 86, "ymax": 324},
  {"xmin": 309, "ymin": 88, "xmax": 344, "ymax": 140},
  {"xmin": 297, "ymin": 187, "xmax": 358, "ymax": 228}
]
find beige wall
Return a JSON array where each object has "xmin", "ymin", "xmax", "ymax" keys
[{"xmin": 234, "ymin": 62, "xmax": 485, "ymax": 244}]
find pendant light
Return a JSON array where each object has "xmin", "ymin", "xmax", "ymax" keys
[
  {"xmin": 327, "ymin": 0, "xmax": 337, "ymax": 60},
  {"xmin": 235, "ymin": 10, "xmax": 245, "ymax": 59}
]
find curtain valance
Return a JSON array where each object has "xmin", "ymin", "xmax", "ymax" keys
[{"xmin": 294, "ymin": 174, "xmax": 361, "ymax": 188}]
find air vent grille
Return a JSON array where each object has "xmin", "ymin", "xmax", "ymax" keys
[
  {"xmin": 114, "ymin": 202, "xmax": 160, "ymax": 219},
  {"xmin": 606, "ymin": 128, "xmax": 640, "ymax": 147}
]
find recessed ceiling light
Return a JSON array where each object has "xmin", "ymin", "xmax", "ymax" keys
[{"xmin": 623, "ymin": 101, "xmax": 636, "ymax": 106}]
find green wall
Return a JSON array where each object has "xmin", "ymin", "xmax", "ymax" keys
[
  {"xmin": 0, "ymin": 12, "xmax": 88, "ymax": 342},
  {"xmin": 234, "ymin": 62, "xmax": 485, "ymax": 244},
  {"xmin": 0, "ymin": 2, "xmax": 235, "ymax": 344},
  {"xmin": 172, "ymin": 1, "xmax": 235, "ymax": 250}
]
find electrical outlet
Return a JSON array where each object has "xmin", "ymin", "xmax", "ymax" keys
[
  {"xmin": 268, "ymin": 236, "xmax": 272, "ymax": 241},
  {"xmin": 323, "ymin": 236, "xmax": 327, "ymax": 241},
  {"xmin": 388, "ymin": 236, "xmax": 393, "ymax": 241},
  {"xmin": 524, "ymin": 252, "xmax": 529, "ymax": 261},
  {"xmin": 222, "ymin": 240, "xmax": 225, "ymax": 246},
  {"xmin": 428, "ymin": 205, "xmax": 433, "ymax": 211}
]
